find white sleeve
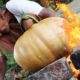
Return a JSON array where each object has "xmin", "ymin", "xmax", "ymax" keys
[
  {"xmin": 6, "ymin": 0, "xmax": 24, "ymax": 16},
  {"xmin": 6, "ymin": 0, "xmax": 44, "ymax": 23},
  {"xmin": 21, "ymin": 1, "xmax": 44, "ymax": 15},
  {"xmin": 6, "ymin": 0, "xmax": 44, "ymax": 16}
]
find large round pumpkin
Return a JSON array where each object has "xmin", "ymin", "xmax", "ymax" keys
[{"xmin": 14, "ymin": 17, "xmax": 68, "ymax": 72}]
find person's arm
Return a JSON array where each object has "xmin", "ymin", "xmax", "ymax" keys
[
  {"xmin": 6, "ymin": 0, "xmax": 44, "ymax": 23},
  {"xmin": 38, "ymin": 8, "xmax": 59, "ymax": 19}
]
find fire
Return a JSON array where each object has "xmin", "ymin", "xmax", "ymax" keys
[
  {"xmin": 56, "ymin": 3, "xmax": 80, "ymax": 51},
  {"xmin": 56, "ymin": 3, "xmax": 80, "ymax": 78}
]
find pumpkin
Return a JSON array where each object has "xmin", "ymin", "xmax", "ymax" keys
[{"xmin": 14, "ymin": 17, "xmax": 68, "ymax": 72}]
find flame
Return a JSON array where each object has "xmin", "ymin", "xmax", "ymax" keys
[
  {"xmin": 56, "ymin": 3, "xmax": 80, "ymax": 51},
  {"xmin": 56, "ymin": 3, "xmax": 80, "ymax": 78}
]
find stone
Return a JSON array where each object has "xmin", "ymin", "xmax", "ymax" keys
[{"xmin": 27, "ymin": 57, "xmax": 75, "ymax": 80}]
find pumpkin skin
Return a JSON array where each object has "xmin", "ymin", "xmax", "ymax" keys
[{"xmin": 14, "ymin": 17, "xmax": 67, "ymax": 72}]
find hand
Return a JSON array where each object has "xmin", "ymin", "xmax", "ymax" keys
[{"xmin": 22, "ymin": 19, "xmax": 34, "ymax": 31}]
